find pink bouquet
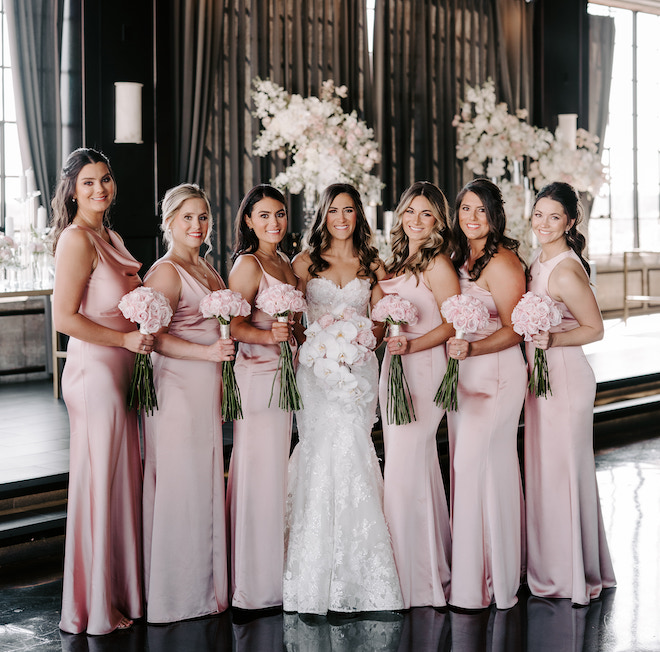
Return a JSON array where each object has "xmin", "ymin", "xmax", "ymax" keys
[
  {"xmin": 255, "ymin": 284, "xmax": 307, "ymax": 411},
  {"xmin": 511, "ymin": 291, "xmax": 563, "ymax": 398},
  {"xmin": 298, "ymin": 306, "xmax": 376, "ymax": 416},
  {"xmin": 434, "ymin": 294, "xmax": 490, "ymax": 411},
  {"xmin": 118, "ymin": 286, "xmax": 173, "ymax": 415},
  {"xmin": 200, "ymin": 289, "xmax": 251, "ymax": 421},
  {"xmin": 372, "ymin": 294, "xmax": 419, "ymax": 425}
]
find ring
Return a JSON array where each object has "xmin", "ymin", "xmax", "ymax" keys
[{"xmin": 398, "ymin": 341, "xmax": 403, "ymax": 348}]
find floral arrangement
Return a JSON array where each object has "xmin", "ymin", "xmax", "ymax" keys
[
  {"xmin": 527, "ymin": 128, "xmax": 606, "ymax": 196},
  {"xmin": 118, "ymin": 287, "xmax": 173, "ymax": 415},
  {"xmin": 200, "ymin": 289, "xmax": 251, "ymax": 421},
  {"xmin": 434, "ymin": 294, "xmax": 491, "ymax": 411},
  {"xmin": 511, "ymin": 292, "xmax": 563, "ymax": 398},
  {"xmin": 371, "ymin": 294, "xmax": 419, "ymax": 425},
  {"xmin": 298, "ymin": 305, "xmax": 377, "ymax": 416},
  {"xmin": 252, "ymin": 78, "xmax": 383, "ymax": 206},
  {"xmin": 0, "ymin": 235, "xmax": 17, "ymax": 266},
  {"xmin": 255, "ymin": 283, "xmax": 307, "ymax": 411}
]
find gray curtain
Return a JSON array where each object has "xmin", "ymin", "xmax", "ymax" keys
[
  {"xmin": 588, "ymin": 14, "xmax": 615, "ymax": 153},
  {"xmin": 373, "ymin": 0, "xmax": 534, "ymax": 209},
  {"xmin": 171, "ymin": 0, "xmax": 222, "ymax": 184},
  {"xmin": 6, "ymin": 0, "xmax": 64, "ymax": 210},
  {"xmin": 204, "ymin": 0, "xmax": 372, "ymax": 276}
]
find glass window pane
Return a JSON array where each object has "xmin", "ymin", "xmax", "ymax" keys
[
  {"xmin": 3, "ymin": 68, "xmax": 14, "ymax": 122},
  {"xmin": 2, "ymin": 11, "xmax": 10, "ymax": 68},
  {"xmin": 4, "ymin": 122, "xmax": 22, "ymax": 176},
  {"xmin": 5, "ymin": 175, "xmax": 21, "ymax": 221}
]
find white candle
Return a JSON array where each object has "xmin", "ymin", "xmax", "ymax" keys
[
  {"xmin": 5, "ymin": 215, "xmax": 14, "ymax": 238},
  {"xmin": 114, "ymin": 82, "xmax": 143, "ymax": 144},
  {"xmin": 37, "ymin": 206, "xmax": 47, "ymax": 230},
  {"xmin": 383, "ymin": 211, "xmax": 394, "ymax": 238},
  {"xmin": 556, "ymin": 114, "xmax": 577, "ymax": 150},
  {"xmin": 29, "ymin": 196, "xmax": 38, "ymax": 228},
  {"xmin": 26, "ymin": 168, "xmax": 37, "ymax": 195},
  {"xmin": 19, "ymin": 175, "xmax": 27, "ymax": 201},
  {"xmin": 366, "ymin": 204, "xmax": 377, "ymax": 232}
]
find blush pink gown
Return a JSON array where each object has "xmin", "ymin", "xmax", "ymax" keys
[
  {"xmin": 378, "ymin": 273, "xmax": 451, "ymax": 608},
  {"xmin": 227, "ymin": 254, "xmax": 294, "ymax": 609},
  {"xmin": 58, "ymin": 225, "xmax": 143, "ymax": 635},
  {"xmin": 524, "ymin": 250, "xmax": 615, "ymax": 604},
  {"xmin": 447, "ymin": 264, "xmax": 527, "ymax": 610},
  {"xmin": 142, "ymin": 260, "xmax": 229, "ymax": 622}
]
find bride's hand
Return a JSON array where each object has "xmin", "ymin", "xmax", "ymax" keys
[
  {"xmin": 385, "ymin": 335, "xmax": 409, "ymax": 355},
  {"xmin": 270, "ymin": 320, "xmax": 291, "ymax": 344}
]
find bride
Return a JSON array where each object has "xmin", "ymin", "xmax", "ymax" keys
[{"xmin": 284, "ymin": 183, "xmax": 403, "ymax": 615}]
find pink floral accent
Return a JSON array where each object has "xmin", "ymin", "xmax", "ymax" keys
[
  {"xmin": 371, "ymin": 294, "xmax": 419, "ymax": 326},
  {"xmin": 200, "ymin": 289, "xmax": 251, "ymax": 324},
  {"xmin": 255, "ymin": 283, "xmax": 307, "ymax": 317},
  {"xmin": 511, "ymin": 291, "xmax": 563, "ymax": 340},
  {"xmin": 440, "ymin": 294, "xmax": 490, "ymax": 335},
  {"xmin": 118, "ymin": 286, "xmax": 173, "ymax": 334}
]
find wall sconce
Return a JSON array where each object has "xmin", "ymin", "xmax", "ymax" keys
[{"xmin": 114, "ymin": 82, "xmax": 143, "ymax": 144}]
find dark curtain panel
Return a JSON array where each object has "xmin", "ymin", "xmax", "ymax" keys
[
  {"xmin": 171, "ymin": 0, "xmax": 222, "ymax": 184},
  {"xmin": 588, "ymin": 14, "xmax": 615, "ymax": 153},
  {"xmin": 6, "ymin": 0, "xmax": 64, "ymax": 209},
  {"xmin": 203, "ymin": 0, "xmax": 372, "ymax": 277},
  {"xmin": 373, "ymin": 0, "xmax": 534, "ymax": 209}
]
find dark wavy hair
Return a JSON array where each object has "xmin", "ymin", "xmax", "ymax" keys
[
  {"xmin": 231, "ymin": 184, "xmax": 288, "ymax": 261},
  {"xmin": 304, "ymin": 183, "xmax": 379, "ymax": 286},
  {"xmin": 50, "ymin": 148, "xmax": 116, "ymax": 252},
  {"xmin": 533, "ymin": 181, "xmax": 590, "ymax": 276},
  {"xmin": 387, "ymin": 181, "xmax": 450, "ymax": 279},
  {"xmin": 448, "ymin": 178, "xmax": 525, "ymax": 281}
]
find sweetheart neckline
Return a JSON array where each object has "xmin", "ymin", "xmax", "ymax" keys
[{"xmin": 308, "ymin": 276, "xmax": 369, "ymax": 291}]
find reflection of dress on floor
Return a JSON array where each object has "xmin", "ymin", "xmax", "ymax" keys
[
  {"xmin": 524, "ymin": 249, "xmax": 615, "ymax": 604},
  {"xmin": 284, "ymin": 277, "xmax": 403, "ymax": 614},
  {"xmin": 378, "ymin": 273, "xmax": 451, "ymax": 609},
  {"xmin": 59, "ymin": 225, "xmax": 143, "ymax": 635},
  {"xmin": 142, "ymin": 260, "xmax": 228, "ymax": 623},
  {"xmin": 447, "ymin": 264, "xmax": 527, "ymax": 610},
  {"xmin": 227, "ymin": 253, "xmax": 294, "ymax": 609}
]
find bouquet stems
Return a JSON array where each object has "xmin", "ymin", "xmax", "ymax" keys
[
  {"xmin": 434, "ymin": 330, "xmax": 464, "ymax": 412},
  {"xmin": 529, "ymin": 348, "xmax": 552, "ymax": 398},
  {"xmin": 218, "ymin": 322, "xmax": 243, "ymax": 421},
  {"xmin": 385, "ymin": 322, "xmax": 416, "ymax": 425},
  {"xmin": 268, "ymin": 315, "xmax": 303, "ymax": 411},
  {"xmin": 128, "ymin": 350, "xmax": 158, "ymax": 416}
]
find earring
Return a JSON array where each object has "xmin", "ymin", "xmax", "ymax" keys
[
  {"xmin": 72, "ymin": 198, "xmax": 77, "ymax": 203},
  {"xmin": 564, "ymin": 230, "xmax": 569, "ymax": 234}
]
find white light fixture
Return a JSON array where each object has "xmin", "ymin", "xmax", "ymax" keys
[{"xmin": 114, "ymin": 82, "xmax": 143, "ymax": 144}]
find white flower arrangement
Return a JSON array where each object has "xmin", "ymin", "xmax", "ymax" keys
[{"xmin": 252, "ymin": 78, "xmax": 384, "ymax": 205}]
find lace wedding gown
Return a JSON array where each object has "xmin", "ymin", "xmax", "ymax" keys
[{"xmin": 283, "ymin": 277, "xmax": 403, "ymax": 615}]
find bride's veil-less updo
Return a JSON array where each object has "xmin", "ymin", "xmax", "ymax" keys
[{"xmin": 305, "ymin": 183, "xmax": 379, "ymax": 286}]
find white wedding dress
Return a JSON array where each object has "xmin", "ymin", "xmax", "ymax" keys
[{"xmin": 283, "ymin": 277, "xmax": 403, "ymax": 615}]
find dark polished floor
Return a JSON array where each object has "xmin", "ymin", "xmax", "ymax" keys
[{"xmin": 0, "ymin": 435, "xmax": 658, "ymax": 651}]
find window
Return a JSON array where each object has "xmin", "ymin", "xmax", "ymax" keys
[{"xmin": 588, "ymin": 4, "xmax": 660, "ymax": 255}]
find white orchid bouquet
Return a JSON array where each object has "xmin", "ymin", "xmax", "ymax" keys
[
  {"xmin": 252, "ymin": 78, "xmax": 384, "ymax": 205},
  {"xmin": 298, "ymin": 304, "xmax": 377, "ymax": 416},
  {"xmin": 0, "ymin": 235, "xmax": 17, "ymax": 267}
]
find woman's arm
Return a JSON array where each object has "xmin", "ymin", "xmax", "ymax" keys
[
  {"xmin": 449, "ymin": 249, "xmax": 525, "ymax": 360},
  {"xmin": 53, "ymin": 228, "xmax": 153, "ymax": 353},
  {"xmin": 145, "ymin": 262, "xmax": 235, "ymax": 362},
  {"xmin": 228, "ymin": 254, "xmax": 290, "ymax": 344},
  {"xmin": 533, "ymin": 258, "xmax": 603, "ymax": 350},
  {"xmin": 386, "ymin": 255, "xmax": 460, "ymax": 356}
]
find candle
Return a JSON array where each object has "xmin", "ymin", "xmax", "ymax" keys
[
  {"xmin": 556, "ymin": 114, "xmax": 577, "ymax": 151},
  {"xmin": 5, "ymin": 216, "xmax": 14, "ymax": 238},
  {"xmin": 19, "ymin": 175, "xmax": 27, "ymax": 201},
  {"xmin": 26, "ymin": 168, "xmax": 37, "ymax": 195},
  {"xmin": 366, "ymin": 204, "xmax": 377, "ymax": 232},
  {"xmin": 29, "ymin": 196, "xmax": 38, "ymax": 229},
  {"xmin": 37, "ymin": 206, "xmax": 47, "ymax": 230},
  {"xmin": 383, "ymin": 211, "xmax": 394, "ymax": 238}
]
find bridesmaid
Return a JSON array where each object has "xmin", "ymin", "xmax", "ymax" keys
[
  {"xmin": 373, "ymin": 181, "xmax": 459, "ymax": 609},
  {"xmin": 227, "ymin": 184, "xmax": 297, "ymax": 610},
  {"xmin": 52, "ymin": 148, "xmax": 152, "ymax": 634},
  {"xmin": 142, "ymin": 183, "xmax": 234, "ymax": 622},
  {"xmin": 524, "ymin": 181, "xmax": 615, "ymax": 604},
  {"xmin": 445, "ymin": 178, "xmax": 527, "ymax": 610}
]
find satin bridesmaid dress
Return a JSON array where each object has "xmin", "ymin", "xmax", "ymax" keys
[
  {"xmin": 142, "ymin": 260, "xmax": 229, "ymax": 622},
  {"xmin": 524, "ymin": 249, "xmax": 615, "ymax": 604},
  {"xmin": 227, "ymin": 254, "xmax": 294, "ymax": 610},
  {"xmin": 447, "ymin": 264, "xmax": 527, "ymax": 610},
  {"xmin": 58, "ymin": 225, "xmax": 143, "ymax": 635},
  {"xmin": 378, "ymin": 273, "xmax": 451, "ymax": 609}
]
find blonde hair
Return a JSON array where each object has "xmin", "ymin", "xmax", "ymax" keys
[
  {"xmin": 161, "ymin": 183, "xmax": 213, "ymax": 250},
  {"xmin": 387, "ymin": 181, "xmax": 450, "ymax": 278}
]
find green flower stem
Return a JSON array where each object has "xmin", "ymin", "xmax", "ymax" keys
[
  {"xmin": 128, "ymin": 352, "xmax": 158, "ymax": 416},
  {"xmin": 434, "ymin": 357, "xmax": 459, "ymax": 412},
  {"xmin": 386, "ymin": 353, "xmax": 416, "ymax": 425},
  {"xmin": 267, "ymin": 314, "xmax": 303, "ymax": 412},
  {"xmin": 216, "ymin": 317, "xmax": 243, "ymax": 421},
  {"xmin": 529, "ymin": 348, "xmax": 552, "ymax": 398}
]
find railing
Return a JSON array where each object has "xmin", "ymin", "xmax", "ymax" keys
[{"xmin": 623, "ymin": 250, "xmax": 660, "ymax": 323}]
